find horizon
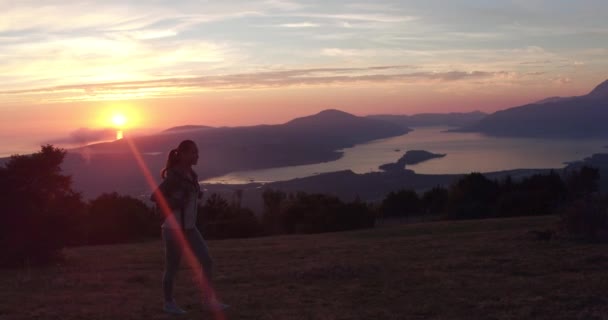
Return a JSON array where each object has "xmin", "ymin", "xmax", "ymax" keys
[
  {"xmin": 1, "ymin": 1, "xmax": 608, "ymax": 155},
  {"xmin": 0, "ymin": 107, "xmax": 484, "ymax": 158}
]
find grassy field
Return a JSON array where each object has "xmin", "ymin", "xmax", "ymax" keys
[{"xmin": 3, "ymin": 215, "xmax": 608, "ymax": 320}]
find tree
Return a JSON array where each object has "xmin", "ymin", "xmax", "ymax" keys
[
  {"xmin": 422, "ymin": 186, "xmax": 448, "ymax": 215},
  {"xmin": 566, "ymin": 166, "xmax": 600, "ymax": 198},
  {"xmin": 380, "ymin": 189, "xmax": 421, "ymax": 218},
  {"xmin": 274, "ymin": 192, "xmax": 375, "ymax": 233},
  {"xmin": 281, "ymin": 193, "xmax": 343, "ymax": 233},
  {"xmin": 261, "ymin": 189, "xmax": 287, "ymax": 234},
  {"xmin": 202, "ymin": 193, "xmax": 230, "ymax": 222},
  {"xmin": 446, "ymin": 173, "xmax": 499, "ymax": 219},
  {"xmin": 496, "ymin": 171, "xmax": 566, "ymax": 217},
  {"xmin": 198, "ymin": 193, "xmax": 261, "ymax": 239},
  {"xmin": 0, "ymin": 145, "xmax": 85, "ymax": 267}
]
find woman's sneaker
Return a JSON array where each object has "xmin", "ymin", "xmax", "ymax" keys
[
  {"xmin": 163, "ymin": 301, "xmax": 187, "ymax": 315},
  {"xmin": 204, "ymin": 299, "xmax": 230, "ymax": 311}
]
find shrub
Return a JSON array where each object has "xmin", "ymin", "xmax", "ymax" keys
[{"xmin": 85, "ymin": 193, "xmax": 159, "ymax": 245}]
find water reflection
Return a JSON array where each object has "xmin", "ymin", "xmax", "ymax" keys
[{"xmin": 203, "ymin": 127, "xmax": 607, "ymax": 184}]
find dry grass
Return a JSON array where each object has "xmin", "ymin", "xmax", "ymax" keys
[{"xmin": 3, "ymin": 215, "xmax": 608, "ymax": 320}]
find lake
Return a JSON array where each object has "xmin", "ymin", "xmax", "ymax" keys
[{"xmin": 202, "ymin": 127, "xmax": 608, "ymax": 184}]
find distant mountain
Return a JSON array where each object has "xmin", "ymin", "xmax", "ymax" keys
[
  {"xmin": 163, "ymin": 125, "xmax": 214, "ymax": 132},
  {"xmin": 589, "ymin": 79, "xmax": 608, "ymax": 98},
  {"xmin": 287, "ymin": 109, "xmax": 360, "ymax": 127},
  {"xmin": 60, "ymin": 109, "xmax": 409, "ymax": 198},
  {"xmin": 461, "ymin": 79, "xmax": 608, "ymax": 138},
  {"xmin": 284, "ymin": 109, "xmax": 413, "ymax": 145},
  {"xmin": 367, "ymin": 111, "xmax": 487, "ymax": 128},
  {"xmin": 533, "ymin": 96, "xmax": 575, "ymax": 104}
]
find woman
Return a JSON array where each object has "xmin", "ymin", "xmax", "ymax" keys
[{"xmin": 151, "ymin": 140, "xmax": 228, "ymax": 315}]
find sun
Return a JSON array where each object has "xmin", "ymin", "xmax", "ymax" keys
[
  {"xmin": 93, "ymin": 104, "xmax": 142, "ymax": 133},
  {"xmin": 112, "ymin": 114, "xmax": 127, "ymax": 128}
]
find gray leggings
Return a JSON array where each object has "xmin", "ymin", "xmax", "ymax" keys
[{"xmin": 162, "ymin": 228, "xmax": 213, "ymax": 302}]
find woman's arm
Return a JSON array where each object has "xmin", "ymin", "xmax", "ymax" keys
[{"xmin": 151, "ymin": 176, "xmax": 187, "ymax": 211}]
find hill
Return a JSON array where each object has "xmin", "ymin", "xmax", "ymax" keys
[
  {"xmin": 205, "ymin": 168, "xmax": 553, "ymax": 214},
  {"xmin": 367, "ymin": 111, "xmax": 487, "ymax": 128},
  {"xmin": 461, "ymin": 79, "xmax": 608, "ymax": 138},
  {"xmin": 162, "ymin": 125, "xmax": 214, "ymax": 132},
  {"xmin": 59, "ymin": 109, "xmax": 409, "ymax": 198},
  {"xmin": 3, "ymin": 215, "xmax": 608, "ymax": 319}
]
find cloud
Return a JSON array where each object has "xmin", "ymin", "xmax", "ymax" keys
[
  {"xmin": 278, "ymin": 22, "xmax": 320, "ymax": 28},
  {"xmin": 263, "ymin": 0, "xmax": 305, "ymax": 11},
  {"xmin": 321, "ymin": 48, "xmax": 362, "ymax": 57},
  {"xmin": 0, "ymin": 2, "xmax": 265, "ymax": 34},
  {"xmin": 1, "ymin": 66, "xmax": 522, "ymax": 103},
  {"xmin": 46, "ymin": 128, "xmax": 116, "ymax": 145},
  {"xmin": 290, "ymin": 13, "xmax": 416, "ymax": 23},
  {"xmin": 2, "ymin": 0, "xmax": 606, "ymax": 104},
  {"xmin": 552, "ymin": 76, "xmax": 572, "ymax": 85}
]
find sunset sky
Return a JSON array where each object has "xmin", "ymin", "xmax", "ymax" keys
[{"xmin": 1, "ymin": 0, "xmax": 608, "ymax": 155}]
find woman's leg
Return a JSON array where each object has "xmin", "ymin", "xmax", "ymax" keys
[
  {"xmin": 162, "ymin": 228, "xmax": 183, "ymax": 303},
  {"xmin": 185, "ymin": 229, "xmax": 229, "ymax": 309},
  {"xmin": 185, "ymin": 229, "xmax": 214, "ymax": 292}
]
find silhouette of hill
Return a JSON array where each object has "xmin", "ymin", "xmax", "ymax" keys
[
  {"xmin": 206, "ymin": 167, "xmax": 552, "ymax": 213},
  {"xmin": 286, "ymin": 109, "xmax": 361, "ymax": 127},
  {"xmin": 163, "ymin": 125, "xmax": 214, "ymax": 132},
  {"xmin": 533, "ymin": 96, "xmax": 575, "ymax": 104},
  {"xmin": 59, "ymin": 109, "xmax": 409, "ymax": 198},
  {"xmin": 367, "ymin": 111, "xmax": 487, "ymax": 128},
  {"xmin": 460, "ymin": 79, "xmax": 608, "ymax": 138},
  {"xmin": 589, "ymin": 79, "xmax": 608, "ymax": 98}
]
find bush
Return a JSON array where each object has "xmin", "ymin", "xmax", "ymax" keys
[
  {"xmin": 85, "ymin": 193, "xmax": 159, "ymax": 245},
  {"xmin": 558, "ymin": 195, "xmax": 608, "ymax": 242}
]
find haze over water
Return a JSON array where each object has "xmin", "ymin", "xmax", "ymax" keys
[{"xmin": 203, "ymin": 127, "xmax": 608, "ymax": 184}]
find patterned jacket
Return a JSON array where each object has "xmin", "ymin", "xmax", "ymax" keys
[{"xmin": 150, "ymin": 168, "xmax": 202, "ymax": 229}]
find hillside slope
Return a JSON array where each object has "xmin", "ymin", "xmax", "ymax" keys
[{"xmin": 2, "ymin": 215, "xmax": 607, "ymax": 319}]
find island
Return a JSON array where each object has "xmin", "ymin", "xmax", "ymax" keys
[{"xmin": 379, "ymin": 150, "xmax": 446, "ymax": 172}]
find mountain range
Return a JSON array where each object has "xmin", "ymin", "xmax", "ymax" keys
[
  {"xmin": 5, "ymin": 79, "xmax": 608, "ymax": 199},
  {"xmin": 61, "ymin": 109, "xmax": 409, "ymax": 198},
  {"xmin": 460, "ymin": 79, "xmax": 608, "ymax": 138},
  {"xmin": 367, "ymin": 111, "xmax": 487, "ymax": 128}
]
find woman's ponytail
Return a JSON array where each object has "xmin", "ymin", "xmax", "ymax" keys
[
  {"xmin": 161, "ymin": 140, "xmax": 196, "ymax": 179},
  {"xmin": 161, "ymin": 148, "xmax": 180, "ymax": 179}
]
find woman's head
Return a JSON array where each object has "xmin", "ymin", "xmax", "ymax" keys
[{"xmin": 162, "ymin": 140, "xmax": 199, "ymax": 178}]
